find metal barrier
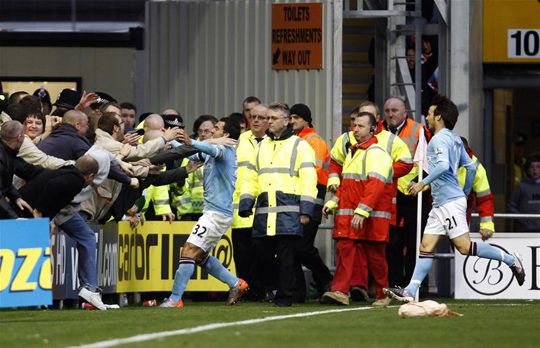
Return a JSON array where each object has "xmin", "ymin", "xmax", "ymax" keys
[{"xmin": 471, "ymin": 213, "xmax": 540, "ymax": 219}]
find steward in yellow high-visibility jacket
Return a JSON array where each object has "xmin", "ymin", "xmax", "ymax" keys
[
  {"xmin": 141, "ymin": 182, "xmax": 173, "ymax": 220},
  {"xmin": 322, "ymin": 112, "xmax": 394, "ymax": 303},
  {"xmin": 238, "ymin": 103, "xmax": 317, "ymax": 306},
  {"xmin": 232, "ymin": 130, "xmax": 259, "ymax": 229},
  {"xmin": 231, "ymin": 105, "xmax": 269, "ymax": 297},
  {"xmin": 458, "ymin": 138, "xmax": 495, "ymax": 238},
  {"xmin": 328, "ymin": 125, "xmax": 412, "ymax": 186},
  {"xmin": 328, "ymin": 121, "xmax": 412, "ymax": 225},
  {"xmin": 238, "ymin": 127, "xmax": 318, "ymax": 237},
  {"xmin": 172, "ymin": 157, "xmax": 204, "ymax": 220},
  {"xmin": 329, "ymin": 101, "xmax": 413, "ymax": 299}
]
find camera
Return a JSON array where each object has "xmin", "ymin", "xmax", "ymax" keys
[{"xmin": 128, "ymin": 128, "xmax": 145, "ymax": 136}]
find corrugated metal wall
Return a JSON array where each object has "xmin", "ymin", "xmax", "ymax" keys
[{"xmin": 141, "ymin": 0, "xmax": 336, "ymax": 142}]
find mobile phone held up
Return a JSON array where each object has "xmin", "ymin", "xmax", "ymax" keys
[{"xmin": 128, "ymin": 128, "xmax": 145, "ymax": 136}]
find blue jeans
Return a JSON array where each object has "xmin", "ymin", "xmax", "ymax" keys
[{"xmin": 60, "ymin": 212, "xmax": 97, "ymax": 291}]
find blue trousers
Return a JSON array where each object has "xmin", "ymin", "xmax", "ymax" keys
[{"xmin": 59, "ymin": 212, "xmax": 98, "ymax": 291}]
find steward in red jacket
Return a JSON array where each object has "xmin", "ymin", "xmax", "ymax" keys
[{"xmin": 321, "ymin": 112, "xmax": 394, "ymax": 306}]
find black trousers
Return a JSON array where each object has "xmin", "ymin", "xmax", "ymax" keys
[
  {"xmin": 231, "ymin": 227, "xmax": 255, "ymax": 284},
  {"xmin": 386, "ymin": 191, "xmax": 430, "ymax": 287},
  {"xmin": 253, "ymin": 235, "xmax": 298, "ymax": 303},
  {"xmin": 293, "ymin": 219, "xmax": 332, "ymax": 300}
]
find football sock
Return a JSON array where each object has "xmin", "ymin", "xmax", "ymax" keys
[
  {"xmin": 472, "ymin": 242, "xmax": 515, "ymax": 267},
  {"xmin": 405, "ymin": 252, "xmax": 434, "ymax": 296},
  {"xmin": 169, "ymin": 258, "xmax": 195, "ymax": 302},
  {"xmin": 202, "ymin": 255, "xmax": 238, "ymax": 288}
]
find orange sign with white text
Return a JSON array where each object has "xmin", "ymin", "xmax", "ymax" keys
[{"xmin": 271, "ymin": 3, "xmax": 323, "ymax": 70}]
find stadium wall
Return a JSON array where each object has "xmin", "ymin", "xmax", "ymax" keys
[
  {"xmin": 0, "ymin": 47, "xmax": 135, "ymax": 104},
  {"xmin": 139, "ymin": 0, "xmax": 337, "ymax": 144}
]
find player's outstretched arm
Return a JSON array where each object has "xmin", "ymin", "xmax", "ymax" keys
[{"xmin": 206, "ymin": 137, "xmax": 237, "ymax": 147}]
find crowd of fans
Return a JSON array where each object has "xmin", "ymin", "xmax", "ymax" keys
[{"xmin": 0, "ymin": 88, "xmax": 537, "ymax": 309}]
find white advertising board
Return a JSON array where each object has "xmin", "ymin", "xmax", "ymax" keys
[{"xmin": 455, "ymin": 233, "xmax": 540, "ymax": 300}]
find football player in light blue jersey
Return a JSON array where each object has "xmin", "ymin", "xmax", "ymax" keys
[
  {"xmin": 161, "ymin": 117, "xmax": 249, "ymax": 308},
  {"xmin": 384, "ymin": 95, "xmax": 525, "ymax": 303}
]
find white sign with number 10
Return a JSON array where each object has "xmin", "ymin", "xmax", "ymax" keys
[{"xmin": 508, "ymin": 29, "xmax": 540, "ymax": 58}]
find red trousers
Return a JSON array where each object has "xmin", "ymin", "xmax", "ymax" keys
[{"xmin": 332, "ymin": 239, "xmax": 388, "ymax": 299}]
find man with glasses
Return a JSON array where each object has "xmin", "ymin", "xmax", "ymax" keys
[
  {"xmin": 161, "ymin": 116, "xmax": 248, "ymax": 308},
  {"xmin": 238, "ymin": 103, "xmax": 318, "ymax": 307},
  {"xmin": 173, "ymin": 115, "xmax": 218, "ymax": 221},
  {"xmin": 232, "ymin": 103, "xmax": 270, "ymax": 301}
]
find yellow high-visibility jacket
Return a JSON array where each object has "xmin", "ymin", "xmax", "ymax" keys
[
  {"xmin": 458, "ymin": 155, "xmax": 495, "ymax": 232},
  {"xmin": 141, "ymin": 183, "xmax": 172, "ymax": 217},
  {"xmin": 392, "ymin": 118, "xmax": 430, "ymax": 194},
  {"xmin": 238, "ymin": 130, "xmax": 317, "ymax": 237},
  {"xmin": 324, "ymin": 137, "xmax": 394, "ymax": 241},
  {"xmin": 173, "ymin": 158, "xmax": 204, "ymax": 218},
  {"xmin": 328, "ymin": 127, "xmax": 412, "ymax": 188},
  {"xmin": 232, "ymin": 130, "xmax": 260, "ymax": 229}
]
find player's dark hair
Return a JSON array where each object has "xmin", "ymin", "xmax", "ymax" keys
[
  {"xmin": 228, "ymin": 112, "xmax": 247, "ymax": 126},
  {"xmin": 431, "ymin": 95, "xmax": 459, "ymax": 130},
  {"xmin": 220, "ymin": 116, "xmax": 241, "ymax": 140}
]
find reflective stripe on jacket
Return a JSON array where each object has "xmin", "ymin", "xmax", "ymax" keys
[
  {"xmin": 325, "ymin": 137, "xmax": 393, "ymax": 241},
  {"xmin": 392, "ymin": 118, "xmax": 431, "ymax": 194},
  {"xmin": 238, "ymin": 133, "xmax": 318, "ymax": 237},
  {"xmin": 327, "ymin": 123, "xmax": 413, "ymax": 225},
  {"xmin": 142, "ymin": 183, "xmax": 172, "ymax": 216},
  {"xmin": 327, "ymin": 131, "xmax": 352, "ymax": 188},
  {"xmin": 173, "ymin": 157, "xmax": 204, "ymax": 218},
  {"xmin": 458, "ymin": 155, "xmax": 495, "ymax": 232},
  {"xmin": 298, "ymin": 127, "xmax": 330, "ymax": 186},
  {"xmin": 298, "ymin": 127, "xmax": 330, "ymax": 222},
  {"xmin": 232, "ymin": 130, "xmax": 258, "ymax": 229},
  {"xmin": 374, "ymin": 126, "xmax": 413, "ymax": 224}
]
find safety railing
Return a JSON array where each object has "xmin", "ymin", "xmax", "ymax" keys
[
  {"xmin": 472, "ymin": 213, "xmax": 540, "ymax": 219},
  {"xmin": 316, "ymin": 213, "xmax": 540, "ymax": 267},
  {"xmin": 319, "ymin": 213, "xmax": 540, "ymax": 233}
]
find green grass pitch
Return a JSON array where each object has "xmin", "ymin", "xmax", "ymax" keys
[{"xmin": 1, "ymin": 300, "xmax": 539, "ymax": 347}]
